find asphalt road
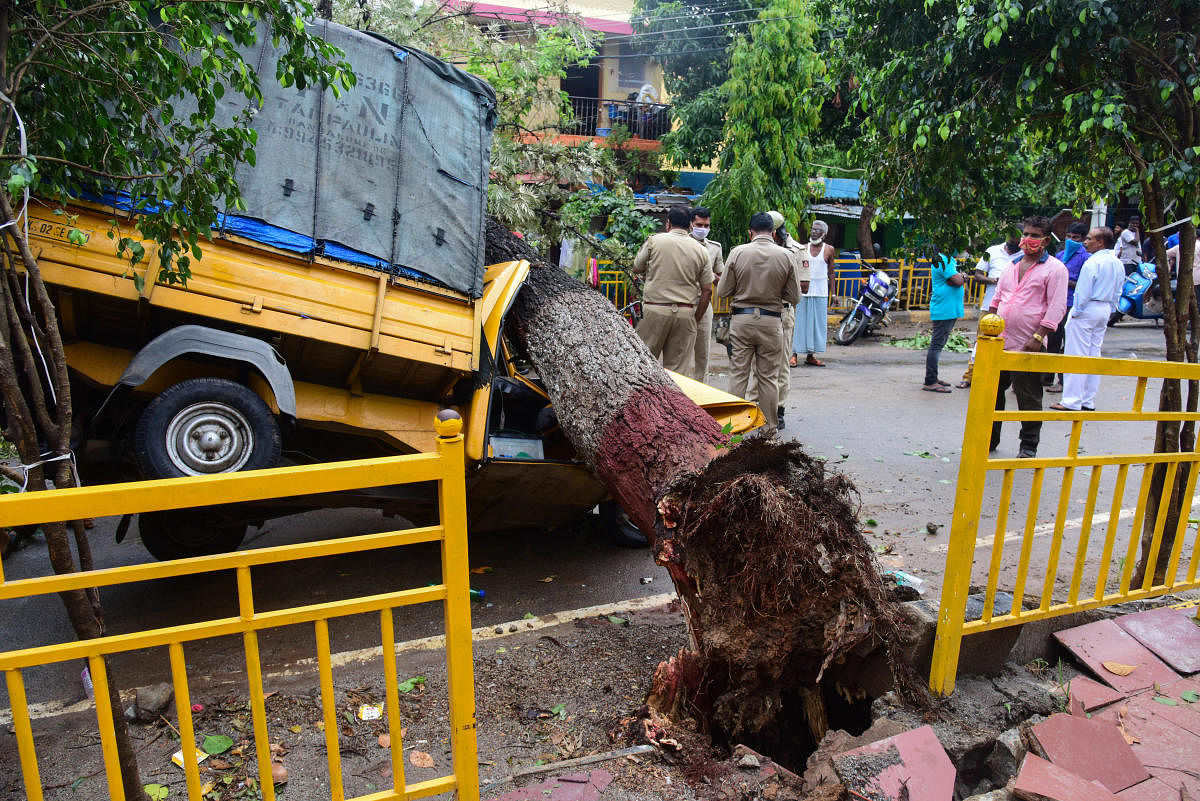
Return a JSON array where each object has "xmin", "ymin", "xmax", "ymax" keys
[{"xmin": 0, "ymin": 316, "xmax": 1176, "ymax": 713}]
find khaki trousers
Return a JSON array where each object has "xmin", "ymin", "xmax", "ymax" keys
[
  {"xmin": 637, "ymin": 305, "xmax": 697, "ymax": 374},
  {"xmin": 693, "ymin": 303, "xmax": 713, "ymax": 381},
  {"xmin": 747, "ymin": 302, "xmax": 794, "ymax": 406},
  {"xmin": 729, "ymin": 313, "xmax": 783, "ymax": 428}
]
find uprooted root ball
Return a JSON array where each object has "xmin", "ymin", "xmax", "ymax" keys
[{"xmin": 651, "ymin": 439, "xmax": 925, "ymax": 758}]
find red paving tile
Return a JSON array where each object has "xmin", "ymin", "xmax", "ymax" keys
[
  {"xmin": 1012, "ymin": 754, "xmax": 1121, "ymax": 801},
  {"xmin": 1124, "ymin": 680, "xmax": 1200, "ymax": 738},
  {"xmin": 1116, "ymin": 706, "xmax": 1200, "ymax": 772},
  {"xmin": 1116, "ymin": 606, "xmax": 1200, "ymax": 674},
  {"xmin": 1054, "ymin": 619, "xmax": 1180, "ymax": 693},
  {"xmin": 1031, "ymin": 713, "xmax": 1150, "ymax": 792},
  {"xmin": 1117, "ymin": 777, "xmax": 1193, "ymax": 801},
  {"xmin": 1066, "ymin": 674, "xmax": 1126, "ymax": 711},
  {"xmin": 832, "ymin": 724, "xmax": 954, "ymax": 801},
  {"xmin": 488, "ymin": 770, "xmax": 613, "ymax": 801}
]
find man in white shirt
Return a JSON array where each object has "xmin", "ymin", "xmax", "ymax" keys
[
  {"xmin": 1052, "ymin": 227, "xmax": 1125, "ymax": 412},
  {"xmin": 1116, "ymin": 218, "xmax": 1143, "ymax": 274},
  {"xmin": 958, "ymin": 235, "xmax": 1019, "ymax": 388}
]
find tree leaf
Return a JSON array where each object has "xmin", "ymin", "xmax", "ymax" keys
[
  {"xmin": 1180, "ymin": 690, "xmax": 1198, "ymax": 703},
  {"xmin": 143, "ymin": 784, "xmax": 170, "ymax": 800},
  {"xmin": 397, "ymin": 675, "xmax": 426, "ymax": 693},
  {"xmin": 202, "ymin": 734, "xmax": 233, "ymax": 755},
  {"xmin": 1101, "ymin": 661, "xmax": 1138, "ymax": 676},
  {"xmin": 1153, "ymin": 696, "xmax": 1178, "ymax": 706}
]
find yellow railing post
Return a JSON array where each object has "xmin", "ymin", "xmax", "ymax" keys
[
  {"xmin": 929, "ymin": 315, "xmax": 1007, "ymax": 695},
  {"xmin": 434, "ymin": 411, "xmax": 479, "ymax": 800}
]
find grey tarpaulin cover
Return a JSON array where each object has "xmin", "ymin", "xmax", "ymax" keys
[{"xmin": 213, "ymin": 20, "xmax": 496, "ymax": 298}]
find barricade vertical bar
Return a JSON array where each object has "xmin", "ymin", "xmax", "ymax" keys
[
  {"xmin": 1011, "ymin": 467, "xmax": 1046, "ymax": 618},
  {"xmin": 237, "ymin": 565, "xmax": 277, "ymax": 801},
  {"xmin": 88, "ymin": 655, "xmax": 127, "ymax": 801},
  {"xmin": 1095, "ymin": 464, "xmax": 1130, "ymax": 599},
  {"xmin": 1132, "ymin": 377, "xmax": 1148, "ymax": 411},
  {"xmin": 982, "ymin": 470, "xmax": 1014, "ymax": 622},
  {"xmin": 1120, "ymin": 466, "xmax": 1155, "ymax": 594},
  {"xmin": 315, "ymin": 619, "xmax": 345, "ymax": 801},
  {"xmin": 1141, "ymin": 463, "xmax": 1180, "ymax": 591},
  {"xmin": 930, "ymin": 323, "xmax": 1005, "ymax": 695},
  {"xmin": 1068, "ymin": 466, "xmax": 1104, "ymax": 605},
  {"xmin": 1041, "ymin": 454, "xmax": 1078, "ymax": 610},
  {"xmin": 436, "ymin": 417, "xmax": 479, "ymax": 799},
  {"xmin": 6, "ymin": 669, "xmax": 44, "ymax": 801},
  {"xmin": 380, "ymin": 607, "xmax": 408, "ymax": 793},
  {"xmin": 1187, "ymin": 516, "xmax": 1200, "ymax": 583},
  {"xmin": 1163, "ymin": 457, "xmax": 1200, "ymax": 585},
  {"xmin": 168, "ymin": 643, "xmax": 203, "ymax": 801}
]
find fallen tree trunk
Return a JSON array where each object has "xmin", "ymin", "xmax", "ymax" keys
[{"xmin": 490, "ymin": 219, "xmax": 924, "ymax": 762}]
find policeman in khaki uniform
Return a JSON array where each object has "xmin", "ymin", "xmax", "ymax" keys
[
  {"xmin": 690, "ymin": 207, "xmax": 724, "ymax": 382},
  {"xmin": 746, "ymin": 210, "xmax": 808, "ymax": 428},
  {"xmin": 632, "ymin": 206, "xmax": 713, "ymax": 373},
  {"xmin": 716, "ymin": 212, "xmax": 801, "ymax": 429}
]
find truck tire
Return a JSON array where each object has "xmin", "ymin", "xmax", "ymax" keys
[
  {"xmin": 135, "ymin": 377, "xmax": 280, "ymax": 478},
  {"xmin": 134, "ymin": 378, "xmax": 280, "ymax": 560},
  {"xmin": 137, "ymin": 510, "xmax": 247, "ymax": 562},
  {"xmin": 601, "ymin": 500, "xmax": 649, "ymax": 548}
]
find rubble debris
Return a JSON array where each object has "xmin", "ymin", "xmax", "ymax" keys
[
  {"xmin": 1063, "ymin": 675, "xmax": 1123, "ymax": 712},
  {"xmin": 1053, "ymin": 620, "xmax": 1179, "ymax": 693},
  {"xmin": 1029, "ymin": 713, "xmax": 1149, "ymax": 792},
  {"xmin": 1115, "ymin": 606, "xmax": 1200, "ymax": 674},
  {"xmin": 135, "ymin": 682, "xmax": 174, "ymax": 722},
  {"xmin": 832, "ymin": 724, "xmax": 955, "ymax": 800},
  {"xmin": 985, "ymin": 728, "xmax": 1026, "ymax": 788},
  {"xmin": 488, "ymin": 769, "xmax": 613, "ymax": 801},
  {"xmin": 1012, "ymin": 753, "xmax": 1120, "ymax": 801}
]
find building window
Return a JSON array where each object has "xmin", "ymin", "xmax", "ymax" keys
[{"xmin": 617, "ymin": 43, "xmax": 645, "ymax": 90}]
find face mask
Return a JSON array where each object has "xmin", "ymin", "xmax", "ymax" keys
[
  {"xmin": 691, "ymin": 227, "xmax": 709, "ymax": 240},
  {"xmin": 1020, "ymin": 236, "xmax": 1045, "ymax": 256},
  {"xmin": 1062, "ymin": 239, "xmax": 1082, "ymax": 261},
  {"xmin": 810, "ymin": 232, "xmax": 825, "ymax": 244}
]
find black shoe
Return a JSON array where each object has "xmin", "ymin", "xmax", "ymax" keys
[
  {"xmin": 1018, "ymin": 447, "xmax": 1037, "ymax": 458},
  {"xmin": 777, "ymin": 414, "xmax": 786, "ymax": 431}
]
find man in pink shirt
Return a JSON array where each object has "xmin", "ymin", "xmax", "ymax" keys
[{"xmin": 986, "ymin": 216, "xmax": 1068, "ymax": 458}]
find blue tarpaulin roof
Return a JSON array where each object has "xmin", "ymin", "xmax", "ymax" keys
[{"xmin": 822, "ymin": 178, "xmax": 861, "ymax": 200}]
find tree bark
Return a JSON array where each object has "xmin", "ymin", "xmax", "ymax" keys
[
  {"xmin": 0, "ymin": 190, "xmax": 145, "ymax": 798},
  {"xmin": 490, "ymin": 217, "xmax": 923, "ymax": 760},
  {"xmin": 856, "ymin": 204, "xmax": 876, "ymax": 262}
]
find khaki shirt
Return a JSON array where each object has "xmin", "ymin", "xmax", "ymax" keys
[
  {"xmin": 632, "ymin": 229, "xmax": 713, "ymax": 305},
  {"xmin": 696, "ymin": 237, "xmax": 724, "ymax": 303},
  {"xmin": 716, "ymin": 234, "xmax": 800, "ymax": 311},
  {"xmin": 782, "ymin": 234, "xmax": 811, "ymax": 285}
]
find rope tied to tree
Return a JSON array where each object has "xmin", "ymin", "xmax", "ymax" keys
[{"xmin": 16, "ymin": 449, "xmax": 78, "ymax": 492}]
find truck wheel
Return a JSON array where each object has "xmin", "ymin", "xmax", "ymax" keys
[
  {"xmin": 601, "ymin": 500, "xmax": 649, "ymax": 548},
  {"xmin": 135, "ymin": 377, "xmax": 280, "ymax": 478},
  {"xmin": 137, "ymin": 510, "xmax": 247, "ymax": 561},
  {"xmin": 134, "ymin": 378, "xmax": 279, "ymax": 561}
]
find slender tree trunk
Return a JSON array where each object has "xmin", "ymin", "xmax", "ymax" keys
[
  {"xmin": 0, "ymin": 190, "xmax": 144, "ymax": 798},
  {"xmin": 1132, "ymin": 185, "xmax": 1199, "ymax": 587},
  {"xmin": 856, "ymin": 204, "xmax": 876, "ymax": 262},
  {"xmin": 490, "ymin": 218, "xmax": 923, "ymax": 760}
]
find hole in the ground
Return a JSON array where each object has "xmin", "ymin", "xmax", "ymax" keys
[{"xmin": 713, "ymin": 680, "xmax": 878, "ymax": 774}]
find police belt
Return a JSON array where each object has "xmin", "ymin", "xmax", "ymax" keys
[{"xmin": 731, "ymin": 306, "xmax": 782, "ymax": 318}]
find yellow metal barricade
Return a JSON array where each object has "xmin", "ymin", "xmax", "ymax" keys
[
  {"xmin": 930, "ymin": 319, "xmax": 1200, "ymax": 695},
  {"xmin": 0, "ymin": 417, "xmax": 478, "ymax": 801},
  {"xmin": 596, "ymin": 267, "xmax": 628, "ymax": 311}
]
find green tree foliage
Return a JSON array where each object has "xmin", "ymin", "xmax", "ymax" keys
[
  {"xmin": 845, "ymin": 0, "xmax": 1199, "ymax": 580},
  {"xmin": 0, "ymin": 3, "xmax": 352, "ymax": 795},
  {"xmin": 631, "ymin": 0, "xmax": 766, "ymax": 168},
  {"xmin": 343, "ymin": 0, "xmax": 657, "ymax": 264},
  {"xmin": 700, "ymin": 0, "xmax": 824, "ymax": 246}
]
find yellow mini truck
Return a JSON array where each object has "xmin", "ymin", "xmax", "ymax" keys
[
  {"xmin": 45, "ymin": 203, "xmax": 758, "ymax": 559},
  {"xmin": 36, "ymin": 22, "xmax": 760, "ymax": 560}
]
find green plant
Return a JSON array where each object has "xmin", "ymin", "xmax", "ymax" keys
[{"xmin": 716, "ymin": 421, "xmax": 744, "ymax": 450}]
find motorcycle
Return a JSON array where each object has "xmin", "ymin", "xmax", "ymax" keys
[
  {"xmin": 1109, "ymin": 262, "xmax": 1167, "ymax": 326},
  {"xmin": 835, "ymin": 269, "xmax": 899, "ymax": 345}
]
